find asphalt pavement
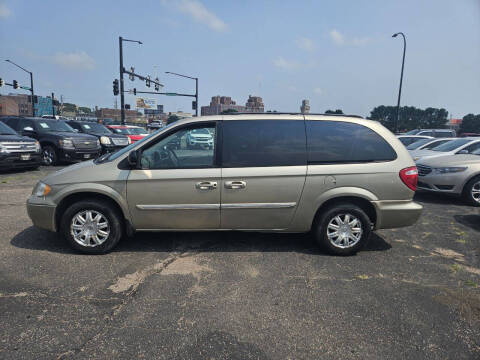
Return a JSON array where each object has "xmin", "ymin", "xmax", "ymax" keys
[{"xmin": 0, "ymin": 166, "xmax": 479, "ymax": 359}]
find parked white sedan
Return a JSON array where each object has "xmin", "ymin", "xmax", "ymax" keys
[{"xmin": 412, "ymin": 138, "xmax": 480, "ymax": 162}]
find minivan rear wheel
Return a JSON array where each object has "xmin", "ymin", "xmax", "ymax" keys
[
  {"xmin": 463, "ymin": 175, "xmax": 480, "ymax": 207},
  {"xmin": 60, "ymin": 200, "xmax": 123, "ymax": 254},
  {"xmin": 314, "ymin": 203, "xmax": 371, "ymax": 256}
]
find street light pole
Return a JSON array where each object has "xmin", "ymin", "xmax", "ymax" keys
[
  {"xmin": 118, "ymin": 36, "xmax": 142, "ymax": 125},
  {"xmin": 165, "ymin": 71, "xmax": 199, "ymax": 116},
  {"xmin": 5, "ymin": 59, "xmax": 35, "ymax": 117},
  {"xmin": 392, "ymin": 32, "xmax": 406, "ymax": 134}
]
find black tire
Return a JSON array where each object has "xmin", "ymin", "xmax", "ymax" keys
[
  {"xmin": 42, "ymin": 145, "xmax": 58, "ymax": 166},
  {"xmin": 463, "ymin": 175, "xmax": 480, "ymax": 207},
  {"xmin": 60, "ymin": 200, "xmax": 123, "ymax": 254},
  {"xmin": 313, "ymin": 203, "xmax": 372, "ymax": 256}
]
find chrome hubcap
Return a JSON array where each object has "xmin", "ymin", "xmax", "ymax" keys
[
  {"xmin": 472, "ymin": 181, "xmax": 480, "ymax": 203},
  {"xmin": 327, "ymin": 213, "xmax": 363, "ymax": 249},
  {"xmin": 43, "ymin": 149, "xmax": 53, "ymax": 164},
  {"xmin": 70, "ymin": 210, "xmax": 110, "ymax": 247}
]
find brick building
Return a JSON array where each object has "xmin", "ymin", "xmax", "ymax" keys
[
  {"xmin": 201, "ymin": 95, "xmax": 264, "ymax": 115},
  {"xmin": 245, "ymin": 95, "xmax": 264, "ymax": 113},
  {"xmin": 95, "ymin": 107, "xmax": 142, "ymax": 124},
  {"xmin": 0, "ymin": 94, "xmax": 32, "ymax": 116}
]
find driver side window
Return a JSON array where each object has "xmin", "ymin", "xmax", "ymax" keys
[{"xmin": 140, "ymin": 124, "xmax": 216, "ymax": 170}]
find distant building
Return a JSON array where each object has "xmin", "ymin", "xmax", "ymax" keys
[
  {"xmin": 0, "ymin": 96, "xmax": 20, "ymax": 116},
  {"xmin": 245, "ymin": 95, "xmax": 264, "ymax": 113},
  {"xmin": 168, "ymin": 111, "xmax": 192, "ymax": 118},
  {"xmin": 201, "ymin": 95, "xmax": 265, "ymax": 115},
  {"xmin": 300, "ymin": 99, "xmax": 310, "ymax": 114},
  {"xmin": 95, "ymin": 107, "xmax": 142, "ymax": 124},
  {"xmin": 0, "ymin": 94, "xmax": 33, "ymax": 116}
]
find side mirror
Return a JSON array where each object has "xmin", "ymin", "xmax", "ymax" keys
[
  {"xmin": 22, "ymin": 127, "xmax": 35, "ymax": 136},
  {"xmin": 457, "ymin": 149, "xmax": 469, "ymax": 155},
  {"xmin": 73, "ymin": 129, "xmax": 79, "ymax": 133},
  {"xmin": 127, "ymin": 150, "xmax": 139, "ymax": 167}
]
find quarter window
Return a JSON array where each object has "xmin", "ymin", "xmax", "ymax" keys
[
  {"xmin": 222, "ymin": 120, "xmax": 306, "ymax": 167},
  {"xmin": 140, "ymin": 124, "xmax": 216, "ymax": 169},
  {"xmin": 306, "ymin": 121, "xmax": 397, "ymax": 163}
]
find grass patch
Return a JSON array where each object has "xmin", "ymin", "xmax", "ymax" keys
[
  {"xmin": 465, "ymin": 280, "xmax": 478, "ymax": 288},
  {"xmin": 450, "ymin": 264, "xmax": 461, "ymax": 272},
  {"xmin": 357, "ymin": 274, "xmax": 370, "ymax": 280}
]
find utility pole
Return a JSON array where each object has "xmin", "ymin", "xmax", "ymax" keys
[
  {"xmin": 165, "ymin": 71, "xmax": 199, "ymax": 116},
  {"xmin": 5, "ymin": 59, "xmax": 35, "ymax": 117},
  {"xmin": 392, "ymin": 32, "xmax": 406, "ymax": 134},
  {"xmin": 51, "ymin": 92, "xmax": 55, "ymax": 116}
]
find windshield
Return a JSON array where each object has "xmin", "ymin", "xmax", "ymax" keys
[
  {"xmin": 422, "ymin": 139, "xmax": 452, "ymax": 150},
  {"xmin": 406, "ymin": 138, "xmax": 431, "ymax": 150},
  {"xmin": 405, "ymin": 129, "xmax": 421, "ymax": 135},
  {"xmin": 128, "ymin": 127, "xmax": 148, "ymax": 135},
  {"xmin": 35, "ymin": 120, "xmax": 75, "ymax": 133},
  {"xmin": 191, "ymin": 128, "xmax": 210, "ymax": 134},
  {"xmin": 0, "ymin": 121, "xmax": 17, "ymax": 135},
  {"xmin": 431, "ymin": 138, "xmax": 471, "ymax": 152},
  {"xmin": 80, "ymin": 123, "xmax": 111, "ymax": 134}
]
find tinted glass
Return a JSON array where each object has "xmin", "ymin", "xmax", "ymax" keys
[
  {"xmin": 406, "ymin": 138, "xmax": 432, "ymax": 150},
  {"xmin": 307, "ymin": 121, "xmax": 396, "ymax": 163},
  {"xmin": 80, "ymin": 123, "xmax": 111, "ymax": 134},
  {"xmin": 0, "ymin": 121, "xmax": 17, "ymax": 135},
  {"xmin": 405, "ymin": 129, "xmax": 421, "ymax": 135},
  {"xmin": 418, "ymin": 131, "xmax": 434, "ymax": 136},
  {"xmin": 33, "ymin": 120, "xmax": 75, "ymax": 132},
  {"xmin": 141, "ymin": 125, "xmax": 216, "ymax": 169},
  {"xmin": 398, "ymin": 137, "xmax": 421, "ymax": 145},
  {"xmin": 222, "ymin": 120, "xmax": 306, "ymax": 167},
  {"xmin": 462, "ymin": 142, "xmax": 480, "ymax": 154},
  {"xmin": 432, "ymin": 138, "xmax": 471, "ymax": 152},
  {"xmin": 422, "ymin": 139, "xmax": 451, "ymax": 150},
  {"xmin": 436, "ymin": 131, "xmax": 453, "ymax": 138},
  {"xmin": 128, "ymin": 127, "xmax": 148, "ymax": 135},
  {"xmin": 1, "ymin": 118, "xmax": 19, "ymax": 130}
]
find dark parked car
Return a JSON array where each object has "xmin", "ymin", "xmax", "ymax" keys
[
  {"xmin": 65, "ymin": 121, "xmax": 131, "ymax": 154},
  {"xmin": 0, "ymin": 120, "xmax": 42, "ymax": 170},
  {"xmin": 1, "ymin": 117, "xmax": 101, "ymax": 165}
]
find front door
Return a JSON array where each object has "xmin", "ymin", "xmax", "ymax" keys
[
  {"xmin": 220, "ymin": 117, "xmax": 307, "ymax": 230},
  {"xmin": 127, "ymin": 122, "xmax": 220, "ymax": 230}
]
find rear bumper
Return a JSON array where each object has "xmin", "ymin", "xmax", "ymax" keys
[
  {"xmin": 0, "ymin": 152, "xmax": 42, "ymax": 169},
  {"xmin": 372, "ymin": 200, "xmax": 423, "ymax": 230},
  {"xmin": 26, "ymin": 196, "xmax": 56, "ymax": 232}
]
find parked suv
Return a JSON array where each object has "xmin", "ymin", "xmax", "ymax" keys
[
  {"xmin": 404, "ymin": 129, "xmax": 456, "ymax": 138},
  {"xmin": 65, "ymin": 121, "xmax": 131, "ymax": 154},
  {"xmin": 0, "ymin": 120, "xmax": 42, "ymax": 170},
  {"xmin": 1, "ymin": 117, "xmax": 101, "ymax": 165},
  {"xmin": 27, "ymin": 114, "xmax": 422, "ymax": 255}
]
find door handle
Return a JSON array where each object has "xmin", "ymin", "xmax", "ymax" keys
[
  {"xmin": 195, "ymin": 181, "xmax": 217, "ymax": 190},
  {"xmin": 224, "ymin": 181, "xmax": 246, "ymax": 190}
]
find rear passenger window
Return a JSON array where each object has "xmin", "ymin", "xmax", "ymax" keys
[
  {"xmin": 222, "ymin": 120, "xmax": 306, "ymax": 167},
  {"xmin": 306, "ymin": 121, "xmax": 397, "ymax": 163}
]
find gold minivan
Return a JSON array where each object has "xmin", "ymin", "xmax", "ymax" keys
[{"xmin": 27, "ymin": 114, "xmax": 422, "ymax": 255}]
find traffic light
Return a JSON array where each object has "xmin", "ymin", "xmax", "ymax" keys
[
  {"xmin": 146, "ymin": 75, "xmax": 151, "ymax": 88},
  {"xmin": 154, "ymin": 77, "xmax": 160, "ymax": 91},
  {"xmin": 192, "ymin": 101, "xmax": 197, "ymax": 110},
  {"xmin": 0, "ymin": 78, "xmax": 4, "ymax": 87},
  {"xmin": 129, "ymin": 67, "xmax": 135, "ymax": 81},
  {"xmin": 125, "ymin": 104, "xmax": 131, "ymax": 110},
  {"xmin": 13, "ymin": 80, "xmax": 18, "ymax": 89},
  {"xmin": 113, "ymin": 79, "xmax": 119, "ymax": 95},
  {"xmin": 133, "ymin": 88, "xmax": 136, "ymax": 96}
]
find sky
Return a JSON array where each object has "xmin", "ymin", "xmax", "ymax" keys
[{"xmin": 0, "ymin": 0, "xmax": 479, "ymax": 118}]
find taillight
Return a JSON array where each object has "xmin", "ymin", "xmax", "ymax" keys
[{"xmin": 399, "ymin": 166, "xmax": 418, "ymax": 191}]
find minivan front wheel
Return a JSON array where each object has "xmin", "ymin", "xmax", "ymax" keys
[
  {"xmin": 314, "ymin": 203, "xmax": 371, "ymax": 255},
  {"xmin": 60, "ymin": 200, "xmax": 123, "ymax": 254}
]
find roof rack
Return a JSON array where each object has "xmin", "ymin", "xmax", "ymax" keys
[{"xmin": 224, "ymin": 112, "xmax": 363, "ymax": 118}]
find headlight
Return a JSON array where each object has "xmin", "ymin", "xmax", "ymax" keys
[
  {"xmin": 33, "ymin": 182, "xmax": 51, "ymax": 197},
  {"xmin": 100, "ymin": 136, "xmax": 111, "ymax": 145},
  {"xmin": 413, "ymin": 156, "xmax": 420, "ymax": 161},
  {"xmin": 0, "ymin": 143, "xmax": 9, "ymax": 153},
  {"xmin": 59, "ymin": 139, "xmax": 74, "ymax": 149},
  {"xmin": 434, "ymin": 167, "xmax": 468, "ymax": 174},
  {"xmin": 35, "ymin": 141, "xmax": 41, "ymax": 153}
]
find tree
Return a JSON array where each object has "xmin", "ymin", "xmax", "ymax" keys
[
  {"xmin": 78, "ymin": 106, "xmax": 92, "ymax": 114},
  {"xmin": 221, "ymin": 108, "xmax": 238, "ymax": 114},
  {"xmin": 62, "ymin": 102, "xmax": 77, "ymax": 113},
  {"xmin": 167, "ymin": 115, "xmax": 180, "ymax": 125},
  {"xmin": 325, "ymin": 109, "xmax": 344, "ymax": 114},
  {"xmin": 459, "ymin": 114, "xmax": 480, "ymax": 134}
]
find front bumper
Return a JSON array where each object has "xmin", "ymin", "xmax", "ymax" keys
[
  {"xmin": 0, "ymin": 152, "xmax": 42, "ymax": 169},
  {"xmin": 27, "ymin": 196, "xmax": 57, "ymax": 232},
  {"xmin": 417, "ymin": 172, "xmax": 465, "ymax": 195},
  {"xmin": 372, "ymin": 200, "xmax": 423, "ymax": 230},
  {"xmin": 101, "ymin": 144, "xmax": 127, "ymax": 154},
  {"xmin": 59, "ymin": 148, "xmax": 101, "ymax": 162}
]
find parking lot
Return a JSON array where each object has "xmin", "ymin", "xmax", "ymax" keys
[{"xmin": 0, "ymin": 166, "xmax": 479, "ymax": 359}]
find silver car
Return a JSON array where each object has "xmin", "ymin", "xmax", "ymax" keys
[
  {"xmin": 413, "ymin": 138, "xmax": 480, "ymax": 162},
  {"xmin": 417, "ymin": 152, "xmax": 480, "ymax": 206},
  {"xmin": 27, "ymin": 114, "xmax": 422, "ymax": 255},
  {"xmin": 406, "ymin": 138, "xmax": 455, "ymax": 154}
]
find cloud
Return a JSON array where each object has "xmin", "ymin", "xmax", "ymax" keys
[
  {"xmin": 273, "ymin": 56, "xmax": 300, "ymax": 70},
  {"xmin": 296, "ymin": 37, "xmax": 315, "ymax": 52},
  {"xmin": 329, "ymin": 29, "xmax": 345, "ymax": 46},
  {"xmin": 313, "ymin": 87, "xmax": 323, "ymax": 95},
  {"xmin": 329, "ymin": 29, "xmax": 371, "ymax": 47},
  {"xmin": 52, "ymin": 51, "xmax": 95, "ymax": 71},
  {"xmin": 177, "ymin": 0, "xmax": 227, "ymax": 32},
  {"xmin": 0, "ymin": 1, "xmax": 11, "ymax": 18}
]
